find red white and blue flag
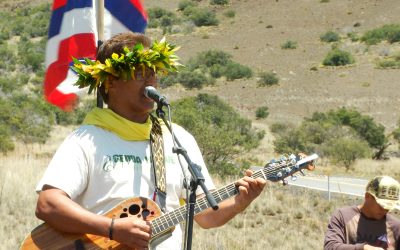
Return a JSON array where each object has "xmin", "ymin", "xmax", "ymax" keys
[{"xmin": 44, "ymin": 0, "xmax": 147, "ymax": 111}]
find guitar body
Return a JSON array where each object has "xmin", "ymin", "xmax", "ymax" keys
[{"xmin": 20, "ymin": 197, "xmax": 171, "ymax": 250}]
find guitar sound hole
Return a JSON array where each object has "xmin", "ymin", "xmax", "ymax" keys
[
  {"xmin": 120, "ymin": 213, "xmax": 128, "ymax": 218},
  {"xmin": 129, "ymin": 204, "xmax": 141, "ymax": 215}
]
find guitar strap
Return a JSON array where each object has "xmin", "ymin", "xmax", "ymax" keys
[{"xmin": 149, "ymin": 115, "xmax": 167, "ymax": 212}]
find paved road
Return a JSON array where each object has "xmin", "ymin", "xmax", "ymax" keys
[{"xmin": 286, "ymin": 175, "xmax": 369, "ymax": 197}]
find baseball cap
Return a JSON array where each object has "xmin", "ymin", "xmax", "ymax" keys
[{"xmin": 366, "ymin": 176, "xmax": 400, "ymax": 211}]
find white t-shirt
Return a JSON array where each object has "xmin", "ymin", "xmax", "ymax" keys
[{"xmin": 36, "ymin": 123, "xmax": 215, "ymax": 250}]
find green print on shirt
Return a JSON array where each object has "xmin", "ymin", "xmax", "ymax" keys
[{"xmin": 102, "ymin": 154, "xmax": 143, "ymax": 172}]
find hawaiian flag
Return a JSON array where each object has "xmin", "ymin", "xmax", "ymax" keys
[{"xmin": 44, "ymin": 0, "xmax": 147, "ymax": 111}]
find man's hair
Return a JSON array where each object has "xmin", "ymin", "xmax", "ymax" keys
[{"xmin": 96, "ymin": 32, "xmax": 152, "ymax": 103}]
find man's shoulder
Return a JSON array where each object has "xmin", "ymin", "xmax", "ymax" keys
[
  {"xmin": 66, "ymin": 125, "xmax": 116, "ymax": 144},
  {"xmin": 337, "ymin": 205, "xmax": 359, "ymax": 213},
  {"xmin": 72, "ymin": 125, "xmax": 112, "ymax": 136},
  {"xmin": 333, "ymin": 205, "xmax": 360, "ymax": 219},
  {"xmin": 387, "ymin": 213, "xmax": 400, "ymax": 225}
]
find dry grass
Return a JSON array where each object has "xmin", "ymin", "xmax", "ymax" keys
[
  {"xmin": 0, "ymin": 126, "xmax": 369, "ymax": 249},
  {"xmin": 1, "ymin": 128, "xmax": 399, "ymax": 250},
  {"xmin": 192, "ymin": 184, "xmax": 361, "ymax": 250},
  {"xmin": 0, "ymin": 126, "xmax": 75, "ymax": 250}
]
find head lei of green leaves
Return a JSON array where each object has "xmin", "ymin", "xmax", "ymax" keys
[{"xmin": 71, "ymin": 37, "xmax": 182, "ymax": 94}]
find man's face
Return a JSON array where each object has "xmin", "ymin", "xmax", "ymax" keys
[
  {"xmin": 108, "ymin": 68, "xmax": 158, "ymax": 117},
  {"xmin": 365, "ymin": 193, "xmax": 389, "ymax": 220}
]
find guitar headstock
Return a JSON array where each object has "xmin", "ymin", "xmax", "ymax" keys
[{"xmin": 262, "ymin": 153, "xmax": 318, "ymax": 183}]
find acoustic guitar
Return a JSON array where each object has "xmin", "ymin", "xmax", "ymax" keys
[{"xmin": 20, "ymin": 153, "xmax": 318, "ymax": 249}]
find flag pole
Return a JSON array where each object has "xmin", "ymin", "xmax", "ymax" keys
[{"xmin": 95, "ymin": 0, "xmax": 104, "ymax": 108}]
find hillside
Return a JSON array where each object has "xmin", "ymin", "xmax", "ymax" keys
[
  {"xmin": 145, "ymin": 0, "xmax": 400, "ymax": 133},
  {"xmin": 1, "ymin": 0, "xmax": 399, "ymax": 132}
]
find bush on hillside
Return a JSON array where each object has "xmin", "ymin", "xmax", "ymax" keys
[
  {"xmin": 281, "ymin": 40, "xmax": 297, "ymax": 49},
  {"xmin": 322, "ymin": 49, "xmax": 355, "ymax": 66},
  {"xmin": 0, "ymin": 124, "xmax": 14, "ymax": 154},
  {"xmin": 178, "ymin": 71, "xmax": 215, "ymax": 89},
  {"xmin": 258, "ymin": 71, "xmax": 279, "ymax": 86},
  {"xmin": 223, "ymin": 10, "xmax": 235, "ymax": 18},
  {"xmin": 172, "ymin": 93, "xmax": 264, "ymax": 176},
  {"xmin": 147, "ymin": 7, "xmax": 180, "ymax": 29},
  {"xmin": 178, "ymin": 0, "xmax": 197, "ymax": 11},
  {"xmin": 256, "ymin": 106, "xmax": 269, "ymax": 119},
  {"xmin": 224, "ymin": 62, "xmax": 252, "ymax": 81},
  {"xmin": 361, "ymin": 24, "xmax": 400, "ymax": 45},
  {"xmin": 272, "ymin": 108, "xmax": 388, "ymax": 168},
  {"xmin": 322, "ymin": 138, "xmax": 371, "ymax": 170},
  {"xmin": 210, "ymin": 0, "xmax": 229, "ymax": 5},
  {"xmin": 189, "ymin": 50, "xmax": 232, "ymax": 69},
  {"xmin": 320, "ymin": 31, "xmax": 340, "ymax": 43},
  {"xmin": 393, "ymin": 119, "xmax": 400, "ymax": 149},
  {"xmin": 186, "ymin": 8, "xmax": 219, "ymax": 27}
]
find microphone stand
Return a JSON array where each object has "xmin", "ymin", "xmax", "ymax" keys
[{"xmin": 155, "ymin": 103, "xmax": 218, "ymax": 250}]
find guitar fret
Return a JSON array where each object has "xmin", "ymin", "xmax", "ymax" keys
[
  {"xmin": 171, "ymin": 211, "xmax": 179, "ymax": 224},
  {"xmin": 177, "ymin": 208, "xmax": 185, "ymax": 221},
  {"xmin": 164, "ymin": 212, "xmax": 174, "ymax": 228}
]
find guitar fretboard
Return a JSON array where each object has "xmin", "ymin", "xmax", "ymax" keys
[{"xmin": 150, "ymin": 158, "xmax": 296, "ymax": 238}]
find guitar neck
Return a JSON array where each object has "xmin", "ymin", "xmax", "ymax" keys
[
  {"xmin": 150, "ymin": 153, "xmax": 317, "ymax": 238},
  {"xmin": 150, "ymin": 165, "xmax": 273, "ymax": 237}
]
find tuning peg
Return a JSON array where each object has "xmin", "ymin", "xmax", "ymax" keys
[
  {"xmin": 282, "ymin": 179, "xmax": 288, "ymax": 185},
  {"xmin": 291, "ymin": 175, "xmax": 297, "ymax": 181}
]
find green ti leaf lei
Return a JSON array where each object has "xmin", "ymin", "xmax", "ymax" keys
[{"xmin": 71, "ymin": 37, "xmax": 182, "ymax": 94}]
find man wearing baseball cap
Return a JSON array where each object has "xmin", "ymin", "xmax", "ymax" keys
[{"xmin": 324, "ymin": 176, "xmax": 400, "ymax": 250}]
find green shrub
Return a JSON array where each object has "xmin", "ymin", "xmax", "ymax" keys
[
  {"xmin": 347, "ymin": 32, "xmax": 359, "ymax": 42},
  {"xmin": 281, "ymin": 40, "xmax": 297, "ymax": 49},
  {"xmin": 223, "ymin": 10, "xmax": 235, "ymax": 18},
  {"xmin": 209, "ymin": 64, "xmax": 225, "ymax": 78},
  {"xmin": 256, "ymin": 106, "xmax": 269, "ymax": 119},
  {"xmin": 147, "ymin": 7, "xmax": 179, "ymax": 29},
  {"xmin": 323, "ymin": 138, "xmax": 371, "ymax": 169},
  {"xmin": 322, "ymin": 49, "xmax": 355, "ymax": 66},
  {"xmin": 188, "ymin": 8, "xmax": 219, "ymax": 27},
  {"xmin": 210, "ymin": 0, "xmax": 229, "ymax": 5},
  {"xmin": 310, "ymin": 108, "xmax": 387, "ymax": 149},
  {"xmin": 320, "ymin": 31, "xmax": 340, "ymax": 43},
  {"xmin": 273, "ymin": 107, "xmax": 387, "ymax": 166},
  {"xmin": 270, "ymin": 122, "xmax": 291, "ymax": 136},
  {"xmin": 178, "ymin": 71, "xmax": 214, "ymax": 89},
  {"xmin": 159, "ymin": 73, "xmax": 179, "ymax": 88},
  {"xmin": 172, "ymin": 93, "xmax": 264, "ymax": 175},
  {"xmin": 376, "ymin": 59, "xmax": 400, "ymax": 69},
  {"xmin": 189, "ymin": 50, "xmax": 232, "ymax": 69},
  {"xmin": 178, "ymin": 0, "xmax": 197, "ymax": 11},
  {"xmin": 224, "ymin": 62, "xmax": 252, "ymax": 81},
  {"xmin": 258, "ymin": 72, "xmax": 279, "ymax": 86},
  {"xmin": 361, "ymin": 24, "xmax": 400, "ymax": 45},
  {"xmin": 0, "ymin": 124, "xmax": 14, "ymax": 154},
  {"xmin": 393, "ymin": 119, "xmax": 400, "ymax": 147}
]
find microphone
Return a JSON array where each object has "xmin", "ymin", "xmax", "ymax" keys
[{"xmin": 144, "ymin": 86, "xmax": 169, "ymax": 106}]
